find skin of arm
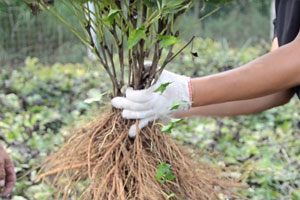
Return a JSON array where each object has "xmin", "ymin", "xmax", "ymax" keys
[
  {"xmin": 174, "ymin": 36, "xmax": 295, "ymax": 118},
  {"xmin": 270, "ymin": 37, "xmax": 279, "ymax": 51},
  {"xmin": 191, "ymin": 32, "xmax": 300, "ymax": 107},
  {"xmin": 174, "ymin": 89, "xmax": 293, "ymax": 117}
]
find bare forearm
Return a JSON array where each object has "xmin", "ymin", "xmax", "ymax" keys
[
  {"xmin": 271, "ymin": 37, "xmax": 279, "ymax": 51},
  {"xmin": 175, "ymin": 90, "xmax": 293, "ymax": 118},
  {"xmin": 191, "ymin": 34, "xmax": 300, "ymax": 107}
]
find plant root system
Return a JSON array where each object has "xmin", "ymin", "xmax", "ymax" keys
[{"xmin": 37, "ymin": 109, "xmax": 245, "ymax": 200}]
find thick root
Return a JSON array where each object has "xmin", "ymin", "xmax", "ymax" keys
[{"xmin": 38, "ymin": 109, "xmax": 244, "ymax": 200}]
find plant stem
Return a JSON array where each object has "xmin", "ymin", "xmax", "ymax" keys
[
  {"xmin": 156, "ymin": 36, "xmax": 195, "ymax": 78},
  {"xmin": 85, "ymin": 23, "xmax": 119, "ymax": 97},
  {"xmin": 145, "ymin": 42, "xmax": 159, "ymax": 88},
  {"xmin": 128, "ymin": 50, "xmax": 133, "ymax": 86}
]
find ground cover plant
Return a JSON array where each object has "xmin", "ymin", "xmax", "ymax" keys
[
  {"xmin": 19, "ymin": 0, "xmax": 246, "ymax": 199},
  {"xmin": 1, "ymin": 38, "xmax": 299, "ymax": 199}
]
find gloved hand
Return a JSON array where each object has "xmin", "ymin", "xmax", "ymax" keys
[{"xmin": 112, "ymin": 69, "xmax": 192, "ymax": 137}]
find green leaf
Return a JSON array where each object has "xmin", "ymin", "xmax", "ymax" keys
[
  {"xmin": 170, "ymin": 118, "xmax": 184, "ymax": 124},
  {"xmin": 157, "ymin": 35, "xmax": 179, "ymax": 49},
  {"xmin": 170, "ymin": 101, "xmax": 189, "ymax": 111},
  {"xmin": 83, "ymin": 97, "xmax": 101, "ymax": 104},
  {"xmin": 165, "ymin": 172, "xmax": 175, "ymax": 181},
  {"xmin": 161, "ymin": 123, "xmax": 174, "ymax": 134},
  {"xmin": 127, "ymin": 26, "xmax": 146, "ymax": 50},
  {"xmin": 142, "ymin": 0, "xmax": 160, "ymax": 7},
  {"xmin": 154, "ymin": 82, "xmax": 172, "ymax": 94},
  {"xmin": 161, "ymin": 0, "xmax": 190, "ymax": 15},
  {"xmin": 167, "ymin": 193, "xmax": 176, "ymax": 199},
  {"xmin": 156, "ymin": 162, "xmax": 167, "ymax": 181},
  {"xmin": 103, "ymin": 9, "xmax": 121, "ymax": 25},
  {"xmin": 161, "ymin": 119, "xmax": 184, "ymax": 134},
  {"xmin": 84, "ymin": 89, "xmax": 106, "ymax": 104},
  {"xmin": 156, "ymin": 162, "xmax": 176, "ymax": 184},
  {"xmin": 164, "ymin": 0, "xmax": 186, "ymax": 10}
]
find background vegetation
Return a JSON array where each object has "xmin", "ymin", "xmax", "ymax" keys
[
  {"xmin": 0, "ymin": 0, "xmax": 272, "ymax": 66},
  {"xmin": 0, "ymin": 0, "xmax": 85, "ymax": 66},
  {"xmin": 1, "ymin": 0, "xmax": 299, "ymax": 199},
  {"xmin": 1, "ymin": 38, "xmax": 299, "ymax": 200},
  {"xmin": 185, "ymin": 1, "xmax": 272, "ymax": 46}
]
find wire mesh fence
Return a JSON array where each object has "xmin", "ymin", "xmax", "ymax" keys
[
  {"xmin": 0, "ymin": 1, "xmax": 87, "ymax": 67},
  {"xmin": 0, "ymin": 0, "xmax": 272, "ymax": 68}
]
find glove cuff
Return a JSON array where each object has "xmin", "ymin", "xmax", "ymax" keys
[
  {"xmin": 177, "ymin": 75, "xmax": 192, "ymax": 111},
  {"xmin": 188, "ymin": 78, "xmax": 193, "ymax": 103}
]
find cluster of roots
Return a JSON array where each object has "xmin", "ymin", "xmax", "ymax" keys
[{"xmin": 37, "ymin": 108, "xmax": 245, "ymax": 200}]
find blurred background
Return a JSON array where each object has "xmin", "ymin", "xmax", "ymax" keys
[
  {"xmin": 0, "ymin": 0, "xmax": 273, "ymax": 67},
  {"xmin": 1, "ymin": 1, "xmax": 300, "ymax": 200}
]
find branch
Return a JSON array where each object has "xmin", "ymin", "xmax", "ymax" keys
[
  {"xmin": 85, "ymin": 23, "xmax": 119, "ymax": 96},
  {"xmin": 132, "ymin": 46, "xmax": 140, "ymax": 89},
  {"xmin": 111, "ymin": 25, "xmax": 124, "ymax": 88},
  {"xmin": 128, "ymin": 0, "xmax": 137, "ymax": 29},
  {"xmin": 102, "ymin": 37, "xmax": 120, "ymax": 95},
  {"xmin": 137, "ymin": 39, "xmax": 145, "ymax": 86},
  {"xmin": 161, "ymin": 45, "xmax": 174, "ymax": 70},
  {"xmin": 156, "ymin": 36, "xmax": 195, "ymax": 77},
  {"xmin": 100, "ymin": 42, "xmax": 109, "ymax": 66},
  {"xmin": 145, "ymin": 42, "xmax": 159, "ymax": 88},
  {"xmin": 159, "ymin": 25, "xmax": 174, "ymax": 70},
  {"xmin": 118, "ymin": 40, "xmax": 125, "ymax": 88},
  {"xmin": 110, "ymin": 44, "xmax": 117, "ymax": 83},
  {"xmin": 128, "ymin": 50, "xmax": 133, "ymax": 86}
]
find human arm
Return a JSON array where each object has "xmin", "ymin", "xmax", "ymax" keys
[
  {"xmin": 174, "ymin": 37, "xmax": 293, "ymax": 118},
  {"xmin": 112, "ymin": 70, "xmax": 294, "ymax": 135},
  {"xmin": 112, "ymin": 33, "xmax": 300, "ymax": 136},
  {"xmin": 271, "ymin": 37, "xmax": 279, "ymax": 51},
  {"xmin": 191, "ymin": 33, "xmax": 300, "ymax": 107},
  {"xmin": 174, "ymin": 90, "xmax": 293, "ymax": 118}
]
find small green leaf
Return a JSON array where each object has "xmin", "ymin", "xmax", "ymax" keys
[
  {"xmin": 170, "ymin": 101, "xmax": 189, "ymax": 111},
  {"xmin": 161, "ymin": 119, "xmax": 184, "ymax": 134},
  {"xmin": 156, "ymin": 163, "xmax": 166, "ymax": 181},
  {"xmin": 165, "ymin": 172, "xmax": 175, "ymax": 181},
  {"xmin": 103, "ymin": 9, "xmax": 121, "ymax": 25},
  {"xmin": 83, "ymin": 97, "xmax": 101, "ymax": 104},
  {"xmin": 156, "ymin": 162, "xmax": 176, "ymax": 184},
  {"xmin": 161, "ymin": 123, "xmax": 174, "ymax": 134},
  {"xmin": 170, "ymin": 118, "xmax": 184, "ymax": 124},
  {"xmin": 142, "ymin": 0, "xmax": 158, "ymax": 7},
  {"xmin": 127, "ymin": 26, "xmax": 146, "ymax": 50},
  {"xmin": 154, "ymin": 82, "xmax": 172, "ymax": 94},
  {"xmin": 164, "ymin": 0, "xmax": 185, "ymax": 8},
  {"xmin": 167, "ymin": 193, "xmax": 176, "ymax": 199},
  {"xmin": 158, "ymin": 35, "xmax": 179, "ymax": 49}
]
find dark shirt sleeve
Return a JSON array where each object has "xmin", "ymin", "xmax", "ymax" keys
[
  {"xmin": 294, "ymin": 82, "xmax": 300, "ymax": 99},
  {"xmin": 275, "ymin": 0, "xmax": 300, "ymax": 99}
]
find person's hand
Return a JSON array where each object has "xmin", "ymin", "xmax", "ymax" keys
[
  {"xmin": 112, "ymin": 69, "xmax": 192, "ymax": 137},
  {"xmin": 0, "ymin": 143, "xmax": 16, "ymax": 197}
]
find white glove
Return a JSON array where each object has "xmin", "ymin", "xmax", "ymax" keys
[{"xmin": 112, "ymin": 70, "xmax": 192, "ymax": 138}]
